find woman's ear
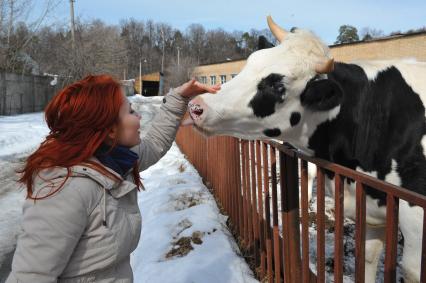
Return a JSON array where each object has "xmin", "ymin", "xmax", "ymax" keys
[
  {"xmin": 300, "ymin": 79, "xmax": 343, "ymax": 111},
  {"xmin": 108, "ymin": 125, "xmax": 118, "ymax": 140}
]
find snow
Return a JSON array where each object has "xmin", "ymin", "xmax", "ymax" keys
[
  {"xmin": 0, "ymin": 112, "xmax": 49, "ymax": 159},
  {"xmin": 128, "ymin": 95, "xmax": 163, "ymax": 137},
  {"xmin": 131, "ymin": 143, "xmax": 257, "ymax": 283}
]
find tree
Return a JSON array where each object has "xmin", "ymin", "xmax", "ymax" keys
[
  {"xmin": 360, "ymin": 27, "xmax": 384, "ymax": 41},
  {"xmin": 0, "ymin": 0, "xmax": 61, "ymax": 73},
  {"xmin": 186, "ymin": 23, "xmax": 205, "ymax": 65},
  {"xmin": 335, "ymin": 25, "xmax": 359, "ymax": 44}
]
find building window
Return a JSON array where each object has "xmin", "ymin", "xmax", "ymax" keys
[
  {"xmin": 231, "ymin": 74, "xmax": 237, "ymax": 79},
  {"xmin": 210, "ymin": 75, "xmax": 216, "ymax": 85},
  {"xmin": 220, "ymin": 75, "xmax": 226, "ymax": 84},
  {"xmin": 200, "ymin": 76, "xmax": 207, "ymax": 84}
]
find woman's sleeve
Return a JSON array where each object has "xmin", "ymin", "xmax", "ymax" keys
[
  {"xmin": 6, "ymin": 180, "xmax": 90, "ymax": 283},
  {"xmin": 132, "ymin": 88, "xmax": 189, "ymax": 172}
]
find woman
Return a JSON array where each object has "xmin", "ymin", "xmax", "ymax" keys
[{"xmin": 6, "ymin": 75, "xmax": 220, "ymax": 282}]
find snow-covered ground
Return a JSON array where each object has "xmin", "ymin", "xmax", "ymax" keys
[
  {"xmin": 0, "ymin": 112, "xmax": 49, "ymax": 159},
  {"xmin": 0, "ymin": 95, "xmax": 258, "ymax": 283},
  {"xmin": 131, "ymin": 143, "xmax": 257, "ymax": 283}
]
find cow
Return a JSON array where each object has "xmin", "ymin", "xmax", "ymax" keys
[{"xmin": 186, "ymin": 16, "xmax": 426, "ymax": 282}]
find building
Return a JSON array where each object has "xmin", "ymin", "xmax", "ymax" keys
[
  {"xmin": 134, "ymin": 72, "xmax": 163, "ymax": 96},
  {"xmin": 192, "ymin": 31, "xmax": 426, "ymax": 84}
]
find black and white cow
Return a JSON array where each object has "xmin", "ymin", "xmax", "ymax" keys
[{"xmin": 186, "ymin": 16, "xmax": 426, "ymax": 282}]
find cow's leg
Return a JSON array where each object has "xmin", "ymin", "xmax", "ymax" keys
[
  {"xmin": 307, "ymin": 161, "xmax": 316, "ymax": 202},
  {"xmin": 344, "ymin": 180, "xmax": 387, "ymax": 282},
  {"xmin": 364, "ymin": 224, "xmax": 386, "ymax": 283},
  {"xmin": 399, "ymin": 200, "xmax": 423, "ymax": 283}
]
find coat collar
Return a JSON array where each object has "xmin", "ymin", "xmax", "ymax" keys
[{"xmin": 35, "ymin": 157, "xmax": 138, "ymax": 199}]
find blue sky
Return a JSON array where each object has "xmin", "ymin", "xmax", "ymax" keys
[{"xmin": 39, "ymin": 0, "xmax": 425, "ymax": 44}]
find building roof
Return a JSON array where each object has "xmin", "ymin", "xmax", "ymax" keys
[
  {"xmin": 329, "ymin": 30, "xmax": 426, "ymax": 48},
  {"xmin": 196, "ymin": 31, "xmax": 426, "ymax": 67},
  {"xmin": 196, "ymin": 57, "xmax": 247, "ymax": 67}
]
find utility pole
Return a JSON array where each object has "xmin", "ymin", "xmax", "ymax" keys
[
  {"xmin": 139, "ymin": 59, "xmax": 142, "ymax": 94},
  {"xmin": 69, "ymin": 0, "xmax": 76, "ymax": 52},
  {"xmin": 160, "ymin": 27, "xmax": 165, "ymax": 73},
  {"xmin": 177, "ymin": 46, "xmax": 181, "ymax": 67}
]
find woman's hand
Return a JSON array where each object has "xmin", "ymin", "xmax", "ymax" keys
[{"xmin": 177, "ymin": 79, "xmax": 221, "ymax": 98}]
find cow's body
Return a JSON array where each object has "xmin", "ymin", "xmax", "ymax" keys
[
  {"xmin": 187, "ymin": 18, "xmax": 426, "ymax": 282},
  {"xmin": 310, "ymin": 60, "xmax": 426, "ymax": 282}
]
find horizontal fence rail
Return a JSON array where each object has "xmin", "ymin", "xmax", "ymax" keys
[{"xmin": 175, "ymin": 125, "xmax": 426, "ymax": 283}]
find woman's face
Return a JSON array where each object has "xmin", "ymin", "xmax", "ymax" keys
[{"xmin": 109, "ymin": 93, "xmax": 141, "ymax": 147}]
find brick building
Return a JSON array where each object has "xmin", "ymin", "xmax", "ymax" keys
[{"xmin": 192, "ymin": 31, "xmax": 426, "ymax": 85}]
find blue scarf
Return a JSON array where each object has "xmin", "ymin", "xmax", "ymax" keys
[{"xmin": 95, "ymin": 143, "xmax": 139, "ymax": 178}]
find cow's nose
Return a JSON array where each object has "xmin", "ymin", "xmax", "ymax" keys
[{"xmin": 188, "ymin": 97, "xmax": 206, "ymax": 121}]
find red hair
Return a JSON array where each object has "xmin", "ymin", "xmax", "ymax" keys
[{"xmin": 19, "ymin": 74, "xmax": 143, "ymax": 199}]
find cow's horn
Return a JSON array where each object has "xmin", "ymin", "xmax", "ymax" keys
[
  {"xmin": 315, "ymin": 58, "xmax": 334, "ymax": 74},
  {"xmin": 267, "ymin": 15, "xmax": 287, "ymax": 42}
]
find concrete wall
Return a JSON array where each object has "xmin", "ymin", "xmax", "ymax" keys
[
  {"xmin": 0, "ymin": 72, "xmax": 60, "ymax": 116},
  {"xmin": 121, "ymin": 80, "xmax": 135, "ymax": 96}
]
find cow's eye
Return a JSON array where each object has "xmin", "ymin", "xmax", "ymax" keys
[{"xmin": 274, "ymin": 82, "xmax": 285, "ymax": 93}]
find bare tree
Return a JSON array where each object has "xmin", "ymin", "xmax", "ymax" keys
[
  {"xmin": 186, "ymin": 23, "xmax": 205, "ymax": 65},
  {"xmin": 164, "ymin": 55, "xmax": 196, "ymax": 91},
  {"xmin": 0, "ymin": 0, "xmax": 62, "ymax": 73},
  {"xmin": 360, "ymin": 27, "xmax": 384, "ymax": 41}
]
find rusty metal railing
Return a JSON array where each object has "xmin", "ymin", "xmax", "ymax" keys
[{"xmin": 175, "ymin": 125, "xmax": 426, "ymax": 283}]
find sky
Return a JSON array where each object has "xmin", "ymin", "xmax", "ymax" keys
[{"xmin": 35, "ymin": 0, "xmax": 426, "ymax": 44}]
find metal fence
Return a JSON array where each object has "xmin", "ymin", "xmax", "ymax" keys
[{"xmin": 175, "ymin": 125, "xmax": 426, "ymax": 283}]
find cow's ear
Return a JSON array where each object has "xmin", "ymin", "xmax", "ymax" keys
[
  {"xmin": 300, "ymin": 79, "xmax": 343, "ymax": 111},
  {"xmin": 257, "ymin": 35, "xmax": 275, "ymax": 50}
]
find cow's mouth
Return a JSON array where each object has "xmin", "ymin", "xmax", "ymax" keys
[{"xmin": 189, "ymin": 103, "xmax": 204, "ymax": 120}]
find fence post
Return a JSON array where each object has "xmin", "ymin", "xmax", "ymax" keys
[{"xmin": 280, "ymin": 146, "xmax": 302, "ymax": 283}]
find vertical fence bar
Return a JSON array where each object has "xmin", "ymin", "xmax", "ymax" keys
[
  {"xmin": 229, "ymin": 139, "xmax": 235, "ymax": 230},
  {"xmin": 263, "ymin": 143, "xmax": 273, "ymax": 283},
  {"xmin": 282, "ymin": 152, "xmax": 291, "ymax": 283},
  {"xmin": 421, "ymin": 210, "xmax": 426, "ymax": 283},
  {"xmin": 234, "ymin": 138, "xmax": 241, "ymax": 234},
  {"xmin": 300, "ymin": 160, "xmax": 310, "ymax": 283},
  {"xmin": 355, "ymin": 182, "xmax": 366, "ymax": 283},
  {"xmin": 384, "ymin": 194, "xmax": 399, "ymax": 283},
  {"xmin": 221, "ymin": 139, "xmax": 226, "ymax": 212},
  {"xmin": 250, "ymin": 141, "xmax": 259, "ymax": 254},
  {"xmin": 245, "ymin": 141, "xmax": 253, "ymax": 247},
  {"xmin": 250, "ymin": 141, "xmax": 259, "ymax": 260},
  {"xmin": 238, "ymin": 140, "xmax": 246, "ymax": 241},
  {"xmin": 334, "ymin": 174, "xmax": 344, "ymax": 283},
  {"xmin": 281, "ymin": 149, "xmax": 302, "ymax": 283},
  {"xmin": 234, "ymin": 139, "xmax": 242, "ymax": 235},
  {"xmin": 270, "ymin": 147, "xmax": 281, "ymax": 283},
  {"xmin": 242, "ymin": 140, "xmax": 249, "ymax": 246},
  {"xmin": 256, "ymin": 141, "xmax": 266, "ymax": 277},
  {"xmin": 316, "ymin": 167, "xmax": 326, "ymax": 283}
]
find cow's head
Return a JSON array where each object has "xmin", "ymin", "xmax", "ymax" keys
[{"xmin": 188, "ymin": 16, "xmax": 342, "ymax": 151}]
